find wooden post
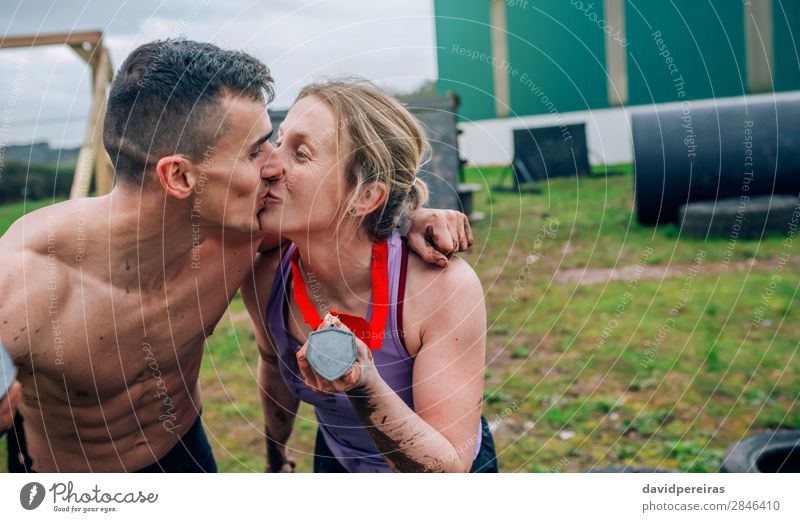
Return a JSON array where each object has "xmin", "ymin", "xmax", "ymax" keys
[
  {"xmin": 69, "ymin": 43, "xmax": 111, "ymax": 199},
  {"xmin": 69, "ymin": 38, "xmax": 115, "ymax": 196},
  {"xmin": 1, "ymin": 31, "xmax": 114, "ymax": 199},
  {"xmin": 93, "ymin": 49, "xmax": 114, "ymax": 195}
]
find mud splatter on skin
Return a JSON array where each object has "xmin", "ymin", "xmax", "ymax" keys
[{"xmin": 346, "ymin": 386, "xmax": 438, "ymax": 473}]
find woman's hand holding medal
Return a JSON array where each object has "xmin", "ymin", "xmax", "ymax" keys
[{"xmin": 296, "ymin": 313, "xmax": 378, "ymax": 395}]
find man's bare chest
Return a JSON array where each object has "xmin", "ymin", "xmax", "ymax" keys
[{"xmin": 22, "ymin": 247, "xmax": 255, "ymax": 397}]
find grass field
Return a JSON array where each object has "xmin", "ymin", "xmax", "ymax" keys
[{"xmin": 2, "ymin": 166, "xmax": 798, "ymax": 472}]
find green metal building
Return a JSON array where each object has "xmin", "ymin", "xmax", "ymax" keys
[{"xmin": 434, "ymin": 0, "xmax": 800, "ymax": 122}]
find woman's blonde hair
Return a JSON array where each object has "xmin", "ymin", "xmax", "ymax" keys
[{"xmin": 295, "ymin": 79, "xmax": 430, "ymax": 241}]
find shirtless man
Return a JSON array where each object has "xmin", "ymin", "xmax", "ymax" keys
[{"xmin": 0, "ymin": 39, "xmax": 473, "ymax": 472}]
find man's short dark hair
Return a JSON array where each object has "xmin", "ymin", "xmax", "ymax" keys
[{"xmin": 103, "ymin": 38, "xmax": 274, "ymax": 184}]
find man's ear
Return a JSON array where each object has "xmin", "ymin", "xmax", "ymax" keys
[
  {"xmin": 155, "ymin": 155, "xmax": 197, "ymax": 199},
  {"xmin": 351, "ymin": 182, "xmax": 388, "ymax": 216}
]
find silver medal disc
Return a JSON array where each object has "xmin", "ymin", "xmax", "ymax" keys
[
  {"xmin": 0, "ymin": 343, "xmax": 17, "ymax": 400},
  {"xmin": 306, "ymin": 326, "xmax": 357, "ymax": 382}
]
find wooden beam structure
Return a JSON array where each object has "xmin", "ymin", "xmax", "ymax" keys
[
  {"xmin": 0, "ymin": 30, "xmax": 114, "ymax": 198},
  {"xmin": 0, "ymin": 30, "xmax": 103, "ymax": 50}
]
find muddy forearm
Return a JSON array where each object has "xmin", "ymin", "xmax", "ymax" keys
[
  {"xmin": 258, "ymin": 357, "xmax": 298, "ymax": 456},
  {"xmin": 346, "ymin": 377, "xmax": 465, "ymax": 473}
]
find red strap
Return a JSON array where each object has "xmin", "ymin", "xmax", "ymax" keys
[
  {"xmin": 290, "ymin": 241, "xmax": 389, "ymax": 350},
  {"xmin": 290, "ymin": 248, "xmax": 323, "ymax": 330}
]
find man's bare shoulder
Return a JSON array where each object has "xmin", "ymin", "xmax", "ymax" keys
[
  {"xmin": 0, "ymin": 198, "xmax": 105, "ymax": 311},
  {"xmin": 1, "ymin": 197, "xmax": 105, "ymax": 255}
]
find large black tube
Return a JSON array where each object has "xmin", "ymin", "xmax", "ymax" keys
[{"xmin": 633, "ymin": 97, "xmax": 800, "ymax": 225}]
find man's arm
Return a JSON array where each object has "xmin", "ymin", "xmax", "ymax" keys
[
  {"xmin": 241, "ymin": 253, "xmax": 300, "ymax": 472},
  {"xmin": 257, "ymin": 208, "xmax": 474, "ymax": 261},
  {"xmin": 405, "ymin": 208, "xmax": 474, "ymax": 268},
  {"xmin": 256, "ymin": 354, "xmax": 299, "ymax": 472},
  {"xmin": 0, "ymin": 219, "xmax": 30, "ymax": 432}
]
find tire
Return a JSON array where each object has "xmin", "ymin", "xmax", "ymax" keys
[
  {"xmin": 583, "ymin": 466, "xmax": 673, "ymax": 473},
  {"xmin": 721, "ymin": 430, "xmax": 800, "ymax": 473}
]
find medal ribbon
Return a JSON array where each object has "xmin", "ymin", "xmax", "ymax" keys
[{"xmin": 290, "ymin": 240, "xmax": 389, "ymax": 351}]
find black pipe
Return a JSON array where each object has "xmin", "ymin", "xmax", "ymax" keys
[{"xmin": 633, "ymin": 97, "xmax": 800, "ymax": 225}]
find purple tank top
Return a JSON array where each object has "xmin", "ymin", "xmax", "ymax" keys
[{"xmin": 266, "ymin": 232, "xmax": 481, "ymax": 472}]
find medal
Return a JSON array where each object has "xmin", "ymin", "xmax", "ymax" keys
[
  {"xmin": 306, "ymin": 325, "xmax": 358, "ymax": 381},
  {"xmin": 0, "ymin": 343, "xmax": 16, "ymax": 400},
  {"xmin": 290, "ymin": 240, "xmax": 389, "ymax": 351},
  {"xmin": 291, "ymin": 240, "xmax": 390, "ymax": 381}
]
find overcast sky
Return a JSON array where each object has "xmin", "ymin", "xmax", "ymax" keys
[{"xmin": 0, "ymin": 0, "xmax": 438, "ymax": 147}]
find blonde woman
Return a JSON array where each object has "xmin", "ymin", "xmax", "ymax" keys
[{"xmin": 243, "ymin": 81, "xmax": 496, "ymax": 472}]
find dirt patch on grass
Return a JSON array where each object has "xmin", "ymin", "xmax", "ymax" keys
[{"xmin": 555, "ymin": 256, "xmax": 798, "ymax": 286}]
